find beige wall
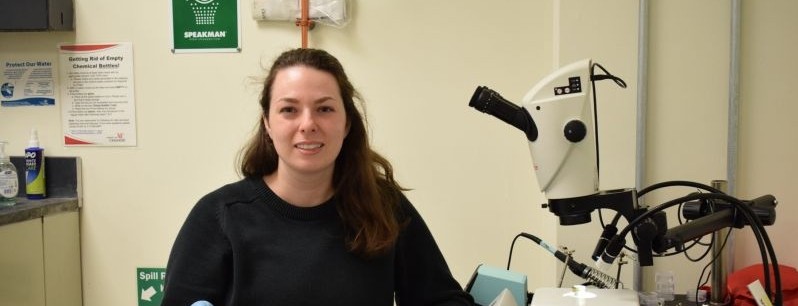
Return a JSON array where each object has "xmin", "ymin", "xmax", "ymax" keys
[
  {"xmin": 1, "ymin": 1, "xmax": 556, "ymax": 305},
  {"xmin": 642, "ymin": 0, "xmax": 735, "ymax": 292},
  {"xmin": 734, "ymin": 0, "xmax": 798, "ymax": 270},
  {"xmin": 643, "ymin": 0, "xmax": 798, "ymax": 293},
  {"xmin": 1, "ymin": 1, "xmax": 796, "ymax": 305},
  {"xmin": 547, "ymin": 0, "xmax": 641, "ymax": 289},
  {"xmin": 555, "ymin": 0, "xmax": 798, "ymax": 294}
]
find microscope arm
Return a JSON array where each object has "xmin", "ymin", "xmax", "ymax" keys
[
  {"xmin": 652, "ymin": 195, "xmax": 776, "ymax": 254},
  {"xmin": 652, "ymin": 209, "xmax": 736, "ymax": 254}
]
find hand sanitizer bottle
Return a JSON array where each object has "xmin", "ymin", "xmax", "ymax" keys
[{"xmin": 0, "ymin": 141, "xmax": 19, "ymax": 206}]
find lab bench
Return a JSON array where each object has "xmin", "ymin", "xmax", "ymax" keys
[{"xmin": 0, "ymin": 157, "xmax": 82, "ymax": 306}]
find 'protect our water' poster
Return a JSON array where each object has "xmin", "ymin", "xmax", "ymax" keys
[
  {"xmin": 58, "ymin": 43, "xmax": 138, "ymax": 146},
  {"xmin": 1, "ymin": 59, "xmax": 56, "ymax": 107}
]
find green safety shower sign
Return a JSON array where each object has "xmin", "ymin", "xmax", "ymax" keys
[
  {"xmin": 172, "ymin": 0, "xmax": 240, "ymax": 52},
  {"xmin": 137, "ymin": 267, "xmax": 166, "ymax": 306}
]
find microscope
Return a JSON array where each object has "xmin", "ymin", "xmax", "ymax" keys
[{"xmin": 467, "ymin": 59, "xmax": 781, "ymax": 305}]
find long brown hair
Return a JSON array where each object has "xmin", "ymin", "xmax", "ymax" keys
[{"xmin": 239, "ymin": 48, "xmax": 403, "ymax": 258}]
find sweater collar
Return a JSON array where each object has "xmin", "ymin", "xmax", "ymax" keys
[{"xmin": 247, "ymin": 177, "xmax": 338, "ymax": 221}]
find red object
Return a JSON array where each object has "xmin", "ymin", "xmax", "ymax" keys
[{"xmin": 727, "ymin": 264, "xmax": 798, "ymax": 306}]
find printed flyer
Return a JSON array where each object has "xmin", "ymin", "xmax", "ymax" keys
[
  {"xmin": 59, "ymin": 43, "xmax": 138, "ymax": 146},
  {"xmin": 1, "ymin": 59, "xmax": 56, "ymax": 107}
]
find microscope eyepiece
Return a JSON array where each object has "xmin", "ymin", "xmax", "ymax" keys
[{"xmin": 469, "ymin": 86, "xmax": 538, "ymax": 142}]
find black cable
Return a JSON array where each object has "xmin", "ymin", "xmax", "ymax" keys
[
  {"xmin": 693, "ymin": 227, "xmax": 732, "ymax": 303},
  {"xmin": 639, "ymin": 194, "xmax": 772, "ymax": 293},
  {"xmin": 590, "ymin": 69, "xmax": 601, "ymax": 175},
  {"xmin": 662, "ymin": 191, "xmax": 715, "ymax": 259},
  {"xmin": 684, "ymin": 231, "xmax": 714, "ymax": 262},
  {"xmin": 617, "ymin": 182, "xmax": 722, "ymax": 256},
  {"xmin": 506, "ymin": 233, "xmax": 524, "ymax": 270},
  {"xmin": 598, "ymin": 209, "xmax": 605, "ymax": 227},
  {"xmin": 615, "ymin": 259, "xmax": 623, "ymax": 289},
  {"xmin": 736, "ymin": 199, "xmax": 782, "ymax": 305},
  {"xmin": 609, "ymin": 192, "xmax": 781, "ymax": 304},
  {"xmin": 637, "ymin": 180, "xmax": 722, "ymax": 197},
  {"xmin": 508, "ymin": 232, "xmax": 621, "ymax": 289},
  {"xmin": 623, "ymin": 236, "xmax": 708, "ymax": 257},
  {"xmin": 616, "ymin": 199, "xmax": 705, "ymax": 257},
  {"xmin": 683, "ymin": 196, "xmax": 720, "ymax": 262},
  {"xmin": 635, "ymin": 183, "xmax": 729, "ymax": 257},
  {"xmin": 589, "ymin": 62, "xmax": 627, "ymax": 177},
  {"xmin": 724, "ymin": 194, "xmax": 779, "ymax": 304},
  {"xmin": 697, "ymin": 263, "xmax": 712, "ymax": 298}
]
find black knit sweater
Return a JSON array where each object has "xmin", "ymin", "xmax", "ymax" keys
[{"xmin": 162, "ymin": 177, "xmax": 474, "ymax": 306}]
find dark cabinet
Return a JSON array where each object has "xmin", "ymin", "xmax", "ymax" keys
[{"xmin": 0, "ymin": 0, "xmax": 74, "ymax": 31}]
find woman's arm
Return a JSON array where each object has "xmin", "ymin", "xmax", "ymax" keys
[
  {"xmin": 394, "ymin": 197, "xmax": 474, "ymax": 306},
  {"xmin": 162, "ymin": 197, "xmax": 233, "ymax": 306}
]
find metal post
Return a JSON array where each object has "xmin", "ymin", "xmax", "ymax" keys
[
  {"xmin": 711, "ymin": 180, "xmax": 730, "ymax": 305},
  {"xmin": 634, "ymin": 0, "xmax": 650, "ymax": 292}
]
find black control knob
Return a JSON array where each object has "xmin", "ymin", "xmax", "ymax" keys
[{"xmin": 564, "ymin": 120, "xmax": 587, "ymax": 142}]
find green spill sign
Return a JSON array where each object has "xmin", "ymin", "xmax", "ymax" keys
[{"xmin": 137, "ymin": 267, "xmax": 166, "ymax": 306}]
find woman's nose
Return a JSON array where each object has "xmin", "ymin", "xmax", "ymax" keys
[{"xmin": 299, "ymin": 111, "xmax": 318, "ymax": 133}]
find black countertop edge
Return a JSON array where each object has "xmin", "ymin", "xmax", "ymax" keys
[{"xmin": 0, "ymin": 197, "xmax": 80, "ymax": 226}]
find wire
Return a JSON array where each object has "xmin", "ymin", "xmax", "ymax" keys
[
  {"xmin": 694, "ymin": 227, "xmax": 733, "ymax": 303},
  {"xmin": 614, "ymin": 194, "xmax": 707, "ymax": 257},
  {"xmin": 683, "ymin": 196, "xmax": 720, "ymax": 262},
  {"xmin": 613, "ymin": 192, "xmax": 781, "ymax": 304},
  {"xmin": 598, "ymin": 209, "xmax": 606, "ymax": 226},
  {"xmin": 615, "ymin": 260, "xmax": 623, "ymax": 289},
  {"xmin": 637, "ymin": 180, "xmax": 722, "ymax": 197},
  {"xmin": 684, "ymin": 232, "xmax": 714, "ymax": 262},
  {"xmin": 739, "ymin": 201, "xmax": 781, "ymax": 305},
  {"xmin": 507, "ymin": 232, "xmax": 621, "ymax": 289},
  {"xmin": 589, "ymin": 62, "xmax": 627, "ymax": 177},
  {"xmin": 633, "ymin": 184, "xmax": 723, "ymax": 259},
  {"xmin": 506, "ymin": 233, "xmax": 524, "ymax": 270}
]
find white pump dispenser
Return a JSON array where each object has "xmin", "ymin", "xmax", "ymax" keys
[
  {"xmin": 0, "ymin": 141, "xmax": 19, "ymax": 205},
  {"xmin": 0, "ymin": 141, "xmax": 9, "ymax": 162}
]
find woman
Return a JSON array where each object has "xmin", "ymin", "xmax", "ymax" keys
[{"xmin": 162, "ymin": 48, "xmax": 474, "ymax": 306}]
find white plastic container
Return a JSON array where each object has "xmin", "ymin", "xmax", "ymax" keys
[
  {"xmin": 655, "ymin": 271, "xmax": 675, "ymax": 301},
  {"xmin": 0, "ymin": 141, "xmax": 19, "ymax": 206}
]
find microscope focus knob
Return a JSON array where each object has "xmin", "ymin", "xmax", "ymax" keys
[{"xmin": 564, "ymin": 120, "xmax": 587, "ymax": 142}]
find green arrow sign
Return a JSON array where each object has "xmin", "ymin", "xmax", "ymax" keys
[{"xmin": 137, "ymin": 267, "xmax": 166, "ymax": 306}]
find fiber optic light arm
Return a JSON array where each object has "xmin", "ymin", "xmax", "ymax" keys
[
  {"xmin": 652, "ymin": 194, "xmax": 776, "ymax": 253},
  {"xmin": 599, "ymin": 193, "xmax": 777, "ymax": 265}
]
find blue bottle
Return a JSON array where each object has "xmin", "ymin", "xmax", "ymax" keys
[{"xmin": 25, "ymin": 129, "xmax": 46, "ymax": 199}]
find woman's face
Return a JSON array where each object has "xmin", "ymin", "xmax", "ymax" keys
[{"xmin": 264, "ymin": 65, "xmax": 349, "ymax": 179}]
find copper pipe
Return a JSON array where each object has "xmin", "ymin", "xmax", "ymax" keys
[{"xmin": 299, "ymin": 0, "xmax": 310, "ymax": 48}]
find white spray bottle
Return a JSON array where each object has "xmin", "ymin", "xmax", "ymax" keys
[{"xmin": 25, "ymin": 129, "xmax": 46, "ymax": 199}]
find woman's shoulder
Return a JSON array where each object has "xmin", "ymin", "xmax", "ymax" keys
[
  {"xmin": 196, "ymin": 177, "xmax": 261, "ymax": 208},
  {"xmin": 393, "ymin": 191, "xmax": 422, "ymax": 221}
]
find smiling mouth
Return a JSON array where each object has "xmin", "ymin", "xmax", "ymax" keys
[{"xmin": 295, "ymin": 143, "xmax": 324, "ymax": 150}]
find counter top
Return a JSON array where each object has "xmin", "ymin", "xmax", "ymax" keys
[
  {"xmin": 0, "ymin": 197, "xmax": 80, "ymax": 226},
  {"xmin": 1, "ymin": 156, "xmax": 82, "ymax": 226}
]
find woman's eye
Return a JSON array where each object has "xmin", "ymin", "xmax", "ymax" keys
[
  {"xmin": 318, "ymin": 106, "xmax": 334, "ymax": 113},
  {"xmin": 278, "ymin": 107, "xmax": 296, "ymax": 113}
]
